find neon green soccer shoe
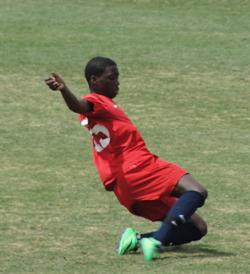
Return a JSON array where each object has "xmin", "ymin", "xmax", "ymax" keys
[
  {"xmin": 118, "ymin": 227, "xmax": 139, "ymax": 255},
  {"xmin": 140, "ymin": 237, "xmax": 161, "ymax": 261}
]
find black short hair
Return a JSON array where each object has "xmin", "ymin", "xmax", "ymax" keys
[{"xmin": 84, "ymin": 56, "xmax": 117, "ymax": 85}]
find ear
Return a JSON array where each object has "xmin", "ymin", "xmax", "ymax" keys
[{"xmin": 90, "ymin": 75, "xmax": 97, "ymax": 85}]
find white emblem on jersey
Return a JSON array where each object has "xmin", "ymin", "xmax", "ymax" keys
[
  {"xmin": 81, "ymin": 118, "xmax": 88, "ymax": 126},
  {"xmin": 90, "ymin": 125, "xmax": 110, "ymax": 152}
]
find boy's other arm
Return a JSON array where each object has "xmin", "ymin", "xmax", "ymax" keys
[{"xmin": 45, "ymin": 73, "xmax": 93, "ymax": 114}]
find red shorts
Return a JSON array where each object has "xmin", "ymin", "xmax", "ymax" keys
[
  {"xmin": 129, "ymin": 196, "xmax": 177, "ymax": 221},
  {"xmin": 114, "ymin": 157, "xmax": 187, "ymax": 221}
]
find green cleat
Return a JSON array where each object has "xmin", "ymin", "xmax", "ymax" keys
[
  {"xmin": 118, "ymin": 227, "xmax": 139, "ymax": 255},
  {"xmin": 140, "ymin": 238, "xmax": 161, "ymax": 261}
]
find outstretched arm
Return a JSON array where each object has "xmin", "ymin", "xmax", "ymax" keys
[{"xmin": 45, "ymin": 73, "xmax": 93, "ymax": 114}]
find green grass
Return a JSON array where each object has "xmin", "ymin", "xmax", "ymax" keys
[{"xmin": 0, "ymin": 0, "xmax": 250, "ymax": 273}]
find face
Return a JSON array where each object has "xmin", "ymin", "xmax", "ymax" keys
[{"xmin": 90, "ymin": 65, "xmax": 120, "ymax": 98}]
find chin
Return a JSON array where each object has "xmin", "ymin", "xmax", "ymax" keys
[{"xmin": 110, "ymin": 90, "xmax": 118, "ymax": 98}]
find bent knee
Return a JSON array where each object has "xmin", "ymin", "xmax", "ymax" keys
[
  {"xmin": 191, "ymin": 213, "xmax": 208, "ymax": 239},
  {"xmin": 197, "ymin": 221, "xmax": 208, "ymax": 238},
  {"xmin": 175, "ymin": 174, "xmax": 208, "ymax": 200},
  {"xmin": 200, "ymin": 188, "xmax": 208, "ymax": 201},
  {"xmin": 193, "ymin": 188, "xmax": 208, "ymax": 206},
  {"xmin": 193, "ymin": 183, "xmax": 208, "ymax": 201}
]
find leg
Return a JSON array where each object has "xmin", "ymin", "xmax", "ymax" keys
[
  {"xmin": 167, "ymin": 213, "xmax": 207, "ymax": 245},
  {"xmin": 141, "ymin": 175, "xmax": 208, "ymax": 261},
  {"xmin": 153, "ymin": 174, "xmax": 208, "ymax": 245},
  {"xmin": 119, "ymin": 175, "xmax": 208, "ymax": 259},
  {"xmin": 118, "ymin": 199, "xmax": 170, "ymax": 255},
  {"xmin": 119, "ymin": 189, "xmax": 208, "ymax": 258},
  {"xmin": 171, "ymin": 174, "xmax": 208, "ymax": 199},
  {"xmin": 140, "ymin": 212, "xmax": 207, "ymax": 245},
  {"xmin": 189, "ymin": 213, "xmax": 208, "ymax": 238}
]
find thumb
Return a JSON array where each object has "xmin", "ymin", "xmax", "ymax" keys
[{"xmin": 52, "ymin": 72, "xmax": 59, "ymax": 79}]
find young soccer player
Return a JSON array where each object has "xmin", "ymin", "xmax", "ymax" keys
[{"xmin": 45, "ymin": 56, "xmax": 208, "ymax": 261}]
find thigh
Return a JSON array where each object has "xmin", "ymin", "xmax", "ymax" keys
[{"xmin": 171, "ymin": 174, "xmax": 208, "ymax": 198}]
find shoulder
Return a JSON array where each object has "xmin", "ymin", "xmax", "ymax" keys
[
  {"xmin": 81, "ymin": 93, "xmax": 114, "ymax": 118},
  {"xmin": 83, "ymin": 93, "xmax": 110, "ymax": 103}
]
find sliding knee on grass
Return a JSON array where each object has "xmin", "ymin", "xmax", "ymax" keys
[{"xmin": 153, "ymin": 191, "xmax": 207, "ymax": 245}]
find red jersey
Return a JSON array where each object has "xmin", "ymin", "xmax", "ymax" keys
[{"xmin": 79, "ymin": 93, "xmax": 186, "ymax": 216}]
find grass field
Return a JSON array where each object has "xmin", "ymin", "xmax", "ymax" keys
[{"xmin": 0, "ymin": 0, "xmax": 250, "ymax": 273}]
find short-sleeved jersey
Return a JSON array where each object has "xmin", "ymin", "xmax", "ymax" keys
[
  {"xmin": 79, "ymin": 93, "xmax": 154, "ymax": 189},
  {"xmin": 79, "ymin": 92, "xmax": 187, "ymax": 215}
]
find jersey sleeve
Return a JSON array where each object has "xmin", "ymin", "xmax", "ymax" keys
[{"xmin": 81, "ymin": 93, "xmax": 107, "ymax": 118}]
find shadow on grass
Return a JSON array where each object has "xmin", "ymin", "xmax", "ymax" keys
[
  {"xmin": 125, "ymin": 244, "xmax": 235, "ymax": 261},
  {"xmin": 158, "ymin": 243, "xmax": 235, "ymax": 260}
]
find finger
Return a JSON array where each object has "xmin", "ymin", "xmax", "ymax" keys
[
  {"xmin": 47, "ymin": 84, "xmax": 58, "ymax": 91},
  {"xmin": 45, "ymin": 76, "xmax": 56, "ymax": 82},
  {"xmin": 45, "ymin": 80, "xmax": 57, "ymax": 87},
  {"xmin": 45, "ymin": 82, "xmax": 56, "ymax": 87},
  {"xmin": 45, "ymin": 77, "xmax": 53, "ymax": 82},
  {"xmin": 52, "ymin": 72, "xmax": 59, "ymax": 79},
  {"xmin": 45, "ymin": 79, "xmax": 57, "ymax": 84},
  {"xmin": 50, "ymin": 86, "xmax": 58, "ymax": 91}
]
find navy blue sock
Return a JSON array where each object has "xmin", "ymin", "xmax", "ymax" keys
[
  {"xmin": 140, "ymin": 232, "xmax": 154, "ymax": 238},
  {"xmin": 140, "ymin": 222, "xmax": 203, "ymax": 245},
  {"xmin": 153, "ymin": 191, "xmax": 205, "ymax": 245},
  {"xmin": 168, "ymin": 222, "xmax": 203, "ymax": 245}
]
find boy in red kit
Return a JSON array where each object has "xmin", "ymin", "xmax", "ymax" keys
[{"xmin": 45, "ymin": 57, "xmax": 208, "ymax": 261}]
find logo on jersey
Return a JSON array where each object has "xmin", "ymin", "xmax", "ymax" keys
[{"xmin": 89, "ymin": 125, "xmax": 110, "ymax": 152}]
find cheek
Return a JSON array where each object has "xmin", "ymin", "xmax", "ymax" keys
[
  {"xmin": 104, "ymin": 81, "xmax": 113, "ymax": 89},
  {"xmin": 98, "ymin": 81, "xmax": 107, "ymax": 89}
]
